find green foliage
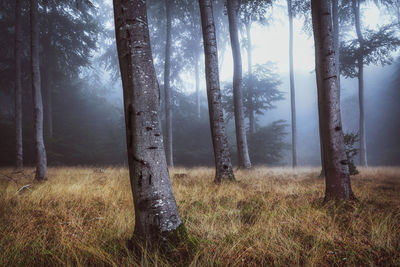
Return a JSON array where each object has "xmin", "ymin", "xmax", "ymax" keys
[
  {"xmin": 340, "ymin": 24, "xmax": 400, "ymax": 78},
  {"xmin": 223, "ymin": 63, "xmax": 284, "ymax": 122},
  {"xmin": 344, "ymin": 132, "xmax": 359, "ymax": 175}
]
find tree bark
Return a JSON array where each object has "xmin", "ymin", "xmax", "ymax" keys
[
  {"xmin": 164, "ymin": 0, "xmax": 173, "ymax": 167},
  {"xmin": 287, "ymin": 0, "xmax": 297, "ymax": 168},
  {"xmin": 15, "ymin": 0, "xmax": 23, "ymax": 170},
  {"xmin": 31, "ymin": 0, "xmax": 47, "ymax": 180},
  {"xmin": 198, "ymin": 0, "xmax": 235, "ymax": 182},
  {"xmin": 311, "ymin": 0, "xmax": 355, "ymax": 201},
  {"xmin": 227, "ymin": 0, "xmax": 251, "ymax": 169},
  {"xmin": 245, "ymin": 23, "xmax": 256, "ymax": 135},
  {"xmin": 113, "ymin": 0, "xmax": 183, "ymax": 246},
  {"xmin": 352, "ymin": 0, "xmax": 368, "ymax": 167}
]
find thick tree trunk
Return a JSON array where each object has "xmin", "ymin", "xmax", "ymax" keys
[
  {"xmin": 113, "ymin": 0, "xmax": 183, "ymax": 246},
  {"xmin": 245, "ymin": 23, "xmax": 256, "ymax": 135},
  {"xmin": 287, "ymin": 0, "xmax": 297, "ymax": 168},
  {"xmin": 311, "ymin": 0, "xmax": 355, "ymax": 201},
  {"xmin": 195, "ymin": 52, "xmax": 201, "ymax": 119},
  {"xmin": 352, "ymin": 0, "xmax": 368, "ymax": 167},
  {"xmin": 15, "ymin": 0, "xmax": 23, "ymax": 170},
  {"xmin": 198, "ymin": 0, "xmax": 235, "ymax": 182},
  {"xmin": 320, "ymin": 0, "xmax": 340, "ymax": 177},
  {"xmin": 31, "ymin": 0, "xmax": 47, "ymax": 180},
  {"xmin": 164, "ymin": 0, "xmax": 173, "ymax": 167},
  {"xmin": 227, "ymin": 0, "xmax": 251, "ymax": 169}
]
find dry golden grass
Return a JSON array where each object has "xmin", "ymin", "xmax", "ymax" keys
[{"xmin": 0, "ymin": 166, "xmax": 399, "ymax": 266}]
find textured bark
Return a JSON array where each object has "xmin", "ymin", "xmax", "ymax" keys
[
  {"xmin": 15, "ymin": 0, "xmax": 23, "ymax": 170},
  {"xmin": 352, "ymin": 0, "xmax": 368, "ymax": 167},
  {"xmin": 198, "ymin": 0, "xmax": 235, "ymax": 182},
  {"xmin": 227, "ymin": 0, "xmax": 251, "ymax": 169},
  {"xmin": 113, "ymin": 0, "xmax": 182, "ymax": 245},
  {"xmin": 31, "ymin": 0, "xmax": 47, "ymax": 181},
  {"xmin": 245, "ymin": 23, "xmax": 256, "ymax": 135},
  {"xmin": 164, "ymin": 0, "xmax": 173, "ymax": 167},
  {"xmin": 311, "ymin": 0, "xmax": 355, "ymax": 201},
  {"xmin": 287, "ymin": 0, "xmax": 297, "ymax": 168}
]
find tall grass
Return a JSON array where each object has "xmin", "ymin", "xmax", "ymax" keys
[{"xmin": 0, "ymin": 167, "xmax": 399, "ymax": 266}]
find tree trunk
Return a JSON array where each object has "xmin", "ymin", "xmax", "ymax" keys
[
  {"xmin": 198, "ymin": 0, "xmax": 235, "ymax": 182},
  {"xmin": 15, "ymin": 0, "xmax": 23, "ymax": 170},
  {"xmin": 227, "ymin": 0, "xmax": 251, "ymax": 169},
  {"xmin": 311, "ymin": 0, "xmax": 355, "ymax": 201},
  {"xmin": 287, "ymin": 0, "xmax": 297, "ymax": 168},
  {"xmin": 352, "ymin": 0, "xmax": 368, "ymax": 167},
  {"xmin": 164, "ymin": 0, "xmax": 173, "ymax": 167},
  {"xmin": 113, "ymin": 0, "xmax": 183, "ymax": 246},
  {"xmin": 245, "ymin": 23, "xmax": 256, "ymax": 135},
  {"xmin": 31, "ymin": 0, "xmax": 47, "ymax": 181},
  {"xmin": 195, "ymin": 52, "xmax": 201, "ymax": 119}
]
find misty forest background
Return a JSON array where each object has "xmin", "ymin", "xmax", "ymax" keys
[{"xmin": 0, "ymin": 0, "xmax": 399, "ymax": 168}]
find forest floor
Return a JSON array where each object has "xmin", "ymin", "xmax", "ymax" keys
[{"xmin": 0, "ymin": 167, "xmax": 399, "ymax": 266}]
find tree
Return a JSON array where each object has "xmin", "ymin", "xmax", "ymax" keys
[
  {"xmin": 311, "ymin": 0, "xmax": 355, "ymax": 200},
  {"xmin": 287, "ymin": 0, "xmax": 297, "ymax": 168},
  {"xmin": 164, "ymin": 0, "xmax": 174, "ymax": 167},
  {"xmin": 239, "ymin": 0, "xmax": 273, "ymax": 135},
  {"xmin": 198, "ymin": 0, "xmax": 235, "ymax": 182},
  {"xmin": 14, "ymin": 0, "xmax": 23, "ymax": 170},
  {"xmin": 227, "ymin": 0, "xmax": 251, "ymax": 169},
  {"xmin": 113, "ymin": 0, "xmax": 185, "ymax": 246},
  {"xmin": 340, "ymin": 0, "xmax": 400, "ymax": 167},
  {"xmin": 31, "ymin": 0, "xmax": 47, "ymax": 181},
  {"xmin": 223, "ymin": 63, "xmax": 283, "ymax": 127}
]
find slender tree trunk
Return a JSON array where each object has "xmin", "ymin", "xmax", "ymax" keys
[
  {"xmin": 287, "ymin": 0, "xmax": 297, "ymax": 168},
  {"xmin": 352, "ymin": 0, "xmax": 368, "ymax": 167},
  {"xmin": 195, "ymin": 52, "xmax": 201, "ymax": 119},
  {"xmin": 245, "ymin": 23, "xmax": 255, "ymax": 135},
  {"xmin": 31, "ymin": 0, "xmax": 47, "ymax": 180},
  {"xmin": 164, "ymin": 0, "xmax": 173, "ymax": 167},
  {"xmin": 15, "ymin": 0, "xmax": 23, "ymax": 170},
  {"xmin": 311, "ymin": 0, "xmax": 355, "ymax": 201},
  {"xmin": 198, "ymin": 0, "xmax": 235, "ymax": 182},
  {"xmin": 227, "ymin": 0, "xmax": 251, "ymax": 169},
  {"xmin": 113, "ymin": 0, "xmax": 184, "ymax": 246}
]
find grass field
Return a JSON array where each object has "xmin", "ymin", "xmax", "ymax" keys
[{"xmin": 0, "ymin": 167, "xmax": 399, "ymax": 266}]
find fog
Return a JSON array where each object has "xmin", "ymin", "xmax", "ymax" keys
[{"xmin": 0, "ymin": 0, "xmax": 399, "ymax": 167}]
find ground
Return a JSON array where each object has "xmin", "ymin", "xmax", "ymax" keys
[{"xmin": 0, "ymin": 167, "xmax": 399, "ymax": 266}]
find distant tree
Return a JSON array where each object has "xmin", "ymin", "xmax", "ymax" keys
[
  {"xmin": 311, "ymin": 0, "xmax": 355, "ymax": 200},
  {"xmin": 287, "ymin": 0, "xmax": 297, "ymax": 168},
  {"xmin": 340, "ymin": 0, "xmax": 400, "ymax": 166},
  {"xmin": 39, "ymin": 0, "xmax": 99, "ymax": 141},
  {"xmin": 113, "ymin": 0, "xmax": 186, "ymax": 247},
  {"xmin": 30, "ymin": 0, "xmax": 47, "ymax": 181},
  {"xmin": 223, "ymin": 63, "xmax": 284, "ymax": 129},
  {"xmin": 248, "ymin": 120, "xmax": 289, "ymax": 165},
  {"xmin": 198, "ymin": 0, "xmax": 235, "ymax": 182},
  {"xmin": 239, "ymin": 0, "xmax": 273, "ymax": 135},
  {"xmin": 14, "ymin": 0, "xmax": 23, "ymax": 170},
  {"xmin": 164, "ymin": 0, "xmax": 174, "ymax": 167},
  {"xmin": 227, "ymin": 0, "xmax": 251, "ymax": 169}
]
